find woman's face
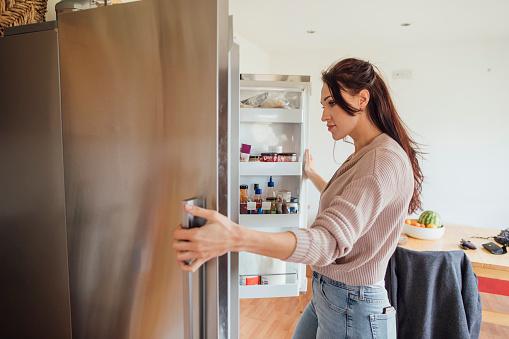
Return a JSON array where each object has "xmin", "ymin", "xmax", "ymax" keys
[{"xmin": 320, "ymin": 84, "xmax": 360, "ymax": 141}]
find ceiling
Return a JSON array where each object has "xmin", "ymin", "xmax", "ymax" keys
[{"xmin": 230, "ymin": 0, "xmax": 509, "ymax": 52}]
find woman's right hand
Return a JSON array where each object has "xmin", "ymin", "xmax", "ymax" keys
[{"xmin": 303, "ymin": 149, "xmax": 316, "ymax": 178}]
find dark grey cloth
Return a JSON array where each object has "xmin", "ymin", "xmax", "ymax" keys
[{"xmin": 385, "ymin": 247, "xmax": 482, "ymax": 339}]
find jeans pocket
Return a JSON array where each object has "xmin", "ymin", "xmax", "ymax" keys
[
  {"xmin": 369, "ymin": 308, "xmax": 396, "ymax": 339},
  {"xmin": 318, "ymin": 279, "xmax": 347, "ymax": 314}
]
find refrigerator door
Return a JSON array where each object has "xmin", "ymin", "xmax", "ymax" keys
[
  {"xmin": 0, "ymin": 25, "xmax": 72, "ymax": 339},
  {"xmin": 228, "ymin": 38, "xmax": 241, "ymax": 339},
  {"xmin": 56, "ymin": 0, "xmax": 230, "ymax": 338}
]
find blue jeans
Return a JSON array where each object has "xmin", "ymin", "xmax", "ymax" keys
[{"xmin": 293, "ymin": 272, "xmax": 396, "ymax": 339}]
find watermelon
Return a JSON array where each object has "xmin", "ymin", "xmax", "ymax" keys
[{"xmin": 418, "ymin": 211, "xmax": 441, "ymax": 226}]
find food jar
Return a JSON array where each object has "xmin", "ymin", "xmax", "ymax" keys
[
  {"xmin": 261, "ymin": 201, "xmax": 272, "ymax": 214},
  {"xmin": 276, "ymin": 153, "xmax": 297, "ymax": 162},
  {"xmin": 266, "ymin": 197, "xmax": 277, "ymax": 214},
  {"xmin": 288, "ymin": 202, "xmax": 299, "ymax": 214},
  {"xmin": 278, "ymin": 190, "xmax": 292, "ymax": 202},
  {"xmin": 260, "ymin": 153, "xmax": 277, "ymax": 162},
  {"xmin": 240, "ymin": 185, "xmax": 249, "ymax": 203}
]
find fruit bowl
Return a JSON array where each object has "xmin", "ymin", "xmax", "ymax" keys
[{"xmin": 403, "ymin": 221, "xmax": 445, "ymax": 240}]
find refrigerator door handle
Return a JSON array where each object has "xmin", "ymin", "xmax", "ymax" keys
[
  {"xmin": 181, "ymin": 197, "xmax": 207, "ymax": 229},
  {"xmin": 181, "ymin": 198, "xmax": 207, "ymax": 339}
]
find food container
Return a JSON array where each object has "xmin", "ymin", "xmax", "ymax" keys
[
  {"xmin": 261, "ymin": 201, "xmax": 272, "ymax": 214},
  {"xmin": 276, "ymin": 201, "xmax": 283, "ymax": 214},
  {"xmin": 240, "ymin": 144, "xmax": 251, "ymax": 162},
  {"xmin": 247, "ymin": 201, "xmax": 257, "ymax": 215},
  {"xmin": 240, "ymin": 275, "xmax": 261, "ymax": 286},
  {"xmin": 282, "ymin": 201, "xmax": 289, "ymax": 214},
  {"xmin": 277, "ymin": 153, "xmax": 298, "ymax": 162},
  {"xmin": 260, "ymin": 153, "xmax": 277, "ymax": 162},
  {"xmin": 266, "ymin": 197, "xmax": 277, "ymax": 214},
  {"xmin": 249, "ymin": 155, "xmax": 260, "ymax": 162},
  {"xmin": 278, "ymin": 190, "xmax": 292, "ymax": 202},
  {"xmin": 240, "ymin": 185, "xmax": 249, "ymax": 203},
  {"xmin": 288, "ymin": 202, "xmax": 299, "ymax": 214}
]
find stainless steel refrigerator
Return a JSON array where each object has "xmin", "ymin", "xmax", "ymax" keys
[{"xmin": 0, "ymin": 0, "xmax": 239, "ymax": 338}]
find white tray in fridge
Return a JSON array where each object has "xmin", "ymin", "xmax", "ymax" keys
[
  {"xmin": 240, "ymin": 108, "xmax": 303, "ymax": 123},
  {"xmin": 239, "ymin": 161, "xmax": 302, "ymax": 176},
  {"xmin": 239, "ymin": 214, "xmax": 300, "ymax": 228}
]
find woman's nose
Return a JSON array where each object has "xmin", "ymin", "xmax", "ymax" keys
[{"xmin": 321, "ymin": 109, "xmax": 328, "ymax": 122}]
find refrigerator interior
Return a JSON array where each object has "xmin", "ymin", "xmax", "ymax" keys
[{"xmin": 237, "ymin": 75, "xmax": 310, "ymax": 299}]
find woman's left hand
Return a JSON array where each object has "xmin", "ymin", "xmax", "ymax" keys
[{"xmin": 173, "ymin": 204, "xmax": 240, "ymax": 272}]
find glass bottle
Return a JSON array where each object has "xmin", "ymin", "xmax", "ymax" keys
[
  {"xmin": 268, "ymin": 197, "xmax": 277, "ymax": 214},
  {"xmin": 240, "ymin": 185, "xmax": 248, "ymax": 214},
  {"xmin": 266, "ymin": 176, "xmax": 276, "ymax": 199},
  {"xmin": 253, "ymin": 188, "xmax": 263, "ymax": 214}
]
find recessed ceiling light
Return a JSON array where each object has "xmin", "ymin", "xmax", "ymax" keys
[
  {"xmin": 306, "ymin": 30, "xmax": 316, "ymax": 34},
  {"xmin": 401, "ymin": 23, "xmax": 411, "ymax": 27}
]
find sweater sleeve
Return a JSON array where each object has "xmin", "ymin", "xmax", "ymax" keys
[{"xmin": 286, "ymin": 149, "xmax": 404, "ymax": 266}]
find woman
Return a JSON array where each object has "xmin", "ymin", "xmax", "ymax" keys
[{"xmin": 173, "ymin": 58, "xmax": 422, "ymax": 339}]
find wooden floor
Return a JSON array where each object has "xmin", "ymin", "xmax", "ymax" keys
[
  {"xmin": 240, "ymin": 275, "xmax": 312, "ymax": 338},
  {"xmin": 240, "ymin": 268, "xmax": 509, "ymax": 339}
]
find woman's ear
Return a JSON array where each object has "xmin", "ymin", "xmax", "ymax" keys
[{"xmin": 358, "ymin": 89, "xmax": 370, "ymax": 111}]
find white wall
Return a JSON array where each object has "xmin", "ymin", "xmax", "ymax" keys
[
  {"xmin": 238, "ymin": 40, "xmax": 509, "ymax": 228},
  {"xmin": 233, "ymin": 33, "xmax": 270, "ymax": 74}
]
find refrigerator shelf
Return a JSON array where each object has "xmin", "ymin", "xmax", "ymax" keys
[
  {"xmin": 240, "ymin": 78, "xmax": 310, "ymax": 91},
  {"xmin": 240, "ymin": 108, "xmax": 303, "ymax": 123},
  {"xmin": 239, "ymin": 161, "xmax": 302, "ymax": 176},
  {"xmin": 239, "ymin": 214, "xmax": 300, "ymax": 228},
  {"xmin": 239, "ymin": 281, "xmax": 299, "ymax": 299}
]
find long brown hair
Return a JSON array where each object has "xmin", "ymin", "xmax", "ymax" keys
[{"xmin": 322, "ymin": 58, "xmax": 423, "ymax": 214}]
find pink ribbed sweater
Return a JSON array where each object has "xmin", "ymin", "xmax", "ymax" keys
[{"xmin": 287, "ymin": 133, "xmax": 414, "ymax": 285}]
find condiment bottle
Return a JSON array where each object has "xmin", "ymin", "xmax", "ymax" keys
[
  {"xmin": 247, "ymin": 201, "xmax": 257, "ymax": 215},
  {"xmin": 267, "ymin": 197, "xmax": 277, "ymax": 214},
  {"xmin": 253, "ymin": 188, "xmax": 263, "ymax": 214},
  {"xmin": 240, "ymin": 185, "xmax": 249, "ymax": 203},
  {"xmin": 261, "ymin": 201, "xmax": 272, "ymax": 214},
  {"xmin": 282, "ymin": 200, "xmax": 289, "ymax": 214},
  {"xmin": 266, "ymin": 176, "xmax": 276, "ymax": 199},
  {"xmin": 240, "ymin": 185, "xmax": 249, "ymax": 214},
  {"xmin": 275, "ymin": 194, "xmax": 283, "ymax": 214},
  {"xmin": 289, "ymin": 197, "xmax": 299, "ymax": 214}
]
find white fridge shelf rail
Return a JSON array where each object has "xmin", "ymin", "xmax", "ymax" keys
[
  {"xmin": 240, "ymin": 79, "xmax": 309, "ymax": 91},
  {"xmin": 239, "ymin": 214, "xmax": 300, "ymax": 228},
  {"xmin": 239, "ymin": 161, "xmax": 302, "ymax": 176},
  {"xmin": 240, "ymin": 108, "xmax": 303, "ymax": 123},
  {"xmin": 239, "ymin": 281, "xmax": 299, "ymax": 299}
]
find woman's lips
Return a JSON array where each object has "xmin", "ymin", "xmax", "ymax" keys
[{"xmin": 327, "ymin": 125, "xmax": 336, "ymax": 132}]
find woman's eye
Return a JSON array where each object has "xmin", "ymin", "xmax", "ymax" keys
[{"xmin": 328, "ymin": 101, "xmax": 335, "ymax": 107}]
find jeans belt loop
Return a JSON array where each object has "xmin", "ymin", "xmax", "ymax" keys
[{"xmin": 359, "ymin": 286, "xmax": 365, "ymax": 300}]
